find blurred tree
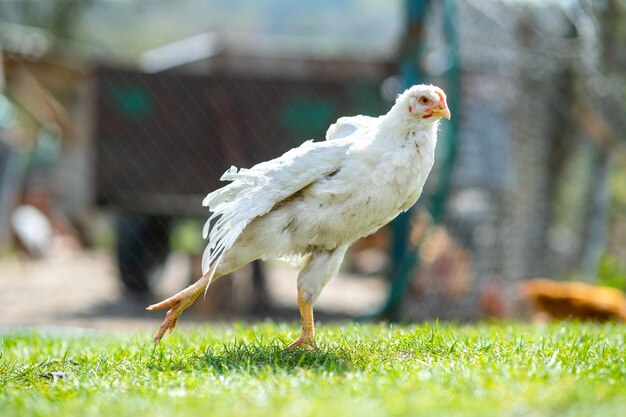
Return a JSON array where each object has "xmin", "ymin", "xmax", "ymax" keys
[
  {"xmin": 0, "ymin": 0, "xmax": 93, "ymax": 39},
  {"xmin": 578, "ymin": 0, "xmax": 626, "ymax": 277}
]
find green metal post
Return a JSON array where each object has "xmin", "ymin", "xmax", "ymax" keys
[{"xmin": 375, "ymin": 0, "xmax": 460, "ymax": 321}]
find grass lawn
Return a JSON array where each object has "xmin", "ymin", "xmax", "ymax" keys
[{"xmin": 1, "ymin": 321, "xmax": 624, "ymax": 417}]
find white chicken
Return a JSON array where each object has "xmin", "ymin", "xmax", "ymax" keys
[{"xmin": 148, "ymin": 84, "xmax": 451, "ymax": 349}]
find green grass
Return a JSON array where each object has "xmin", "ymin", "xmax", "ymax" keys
[{"xmin": 1, "ymin": 322, "xmax": 625, "ymax": 417}]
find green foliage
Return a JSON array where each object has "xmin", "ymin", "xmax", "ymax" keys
[
  {"xmin": 170, "ymin": 219, "xmax": 205, "ymax": 253},
  {"xmin": 0, "ymin": 322, "xmax": 624, "ymax": 417},
  {"xmin": 597, "ymin": 254, "xmax": 626, "ymax": 290}
]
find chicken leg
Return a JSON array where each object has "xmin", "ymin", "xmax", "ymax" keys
[
  {"xmin": 287, "ymin": 245, "xmax": 348, "ymax": 350},
  {"xmin": 287, "ymin": 288, "xmax": 317, "ymax": 350},
  {"xmin": 146, "ymin": 268, "xmax": 220, "ymax": 343}
]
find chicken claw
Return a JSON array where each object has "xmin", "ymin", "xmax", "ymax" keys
[
  {"xmin": 287, "ymin": 335, "xmax": 317, "ymax": 351},
  {"xmin": 146, "ymin": 273, "xmax": 211, "ymax": 343}
]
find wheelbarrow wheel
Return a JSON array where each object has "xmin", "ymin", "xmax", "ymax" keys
[{"xmin": 116, "ymin": 213, "xmax": 171, "ymax": 296}]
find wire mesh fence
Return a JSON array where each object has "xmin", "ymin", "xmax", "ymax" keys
[{"xmin": 404, "ymin": 0, "xmax": 618, "ymax": 320}]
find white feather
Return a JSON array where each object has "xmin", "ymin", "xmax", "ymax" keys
[
  {"xmin": 325, "ymin": 115, "xmax": 380, "ymax": 141},
  {"xmin": 201, "ymin": 139, "xmax": 350, "ymax": 274}
]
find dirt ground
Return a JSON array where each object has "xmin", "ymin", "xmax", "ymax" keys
[{"xmin": 0, "ymin": 249, "xmax": 386, "ymax": 333}]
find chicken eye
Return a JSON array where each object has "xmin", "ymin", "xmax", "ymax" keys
[{"xmin": 418, "ymin": 96, "xmax": 430, "ymax": 105}]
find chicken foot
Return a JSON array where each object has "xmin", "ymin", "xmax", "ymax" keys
[{"xmin": 146, "ymin": 269, "xmax": 219, "ymax": 343}]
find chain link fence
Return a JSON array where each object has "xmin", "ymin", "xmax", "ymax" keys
[{"xmin": 404, "ymin": 0, "xmax": 621, "ymax": 320}]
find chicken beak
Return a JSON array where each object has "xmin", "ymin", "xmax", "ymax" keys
[
  {"xmin": 435, "ymin": 91, "xmax": 451, "ymax": 120},
  {"xmin": 436, "ymin": 106, "xmax": 451, "ymax": 120},
  {"xmin": 426, "ymin": 105, "xmax": 451, "ymax": 120}
]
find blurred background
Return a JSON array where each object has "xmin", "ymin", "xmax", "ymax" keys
[{"xmin": 1, "ymin": 0, "xmax": 625, "ymax": 331}]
